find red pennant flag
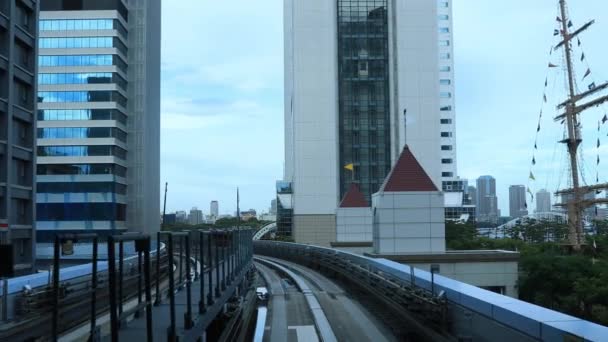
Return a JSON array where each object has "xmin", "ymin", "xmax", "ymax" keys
[
  {"xmin": 556, "ymin": 16, "xmax": 562, "ymax": 22},
  {"xmin": 549, "ymin": 63, "xmax": 558, "ymax": 68}
]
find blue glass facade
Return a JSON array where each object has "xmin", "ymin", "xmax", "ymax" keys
[
  {"xmin": 38, "ymin": 91, "xmax": 127, "ymax": 106},
  {"xmin": 39, "ymin": 19, "xmax": 127, "ymax": 37},
  {"xmin": 39, "ymin": 54, "xmax": 112, "ymax": 66},
  {"xmin": 39, "ymin": 72, "xmax": 127, "ymax": 89},
  {"xmin": 39, "ymin": 37, "xmax": 127, "ymax": 53},
  {"xmin": 39, "ymin": 54, "xmax": 127, "ymax": 71},
  {"xmin": 36, "ymin": 9, "xmax": 134, "ymax": 238},
  {"xmin": 37, "ymin": 127, "xmax": 127, "ymax": 141},
  {"xmin": 38, "ymin": 109, "xmax": 127, "ymax": 123},
  {"xmin": 37, "ymin": 145, "xmax": 126, "ymax": 158},
  {"xmin": 337, "ymin": 0, "xmax": 391, "ymax": 201}
]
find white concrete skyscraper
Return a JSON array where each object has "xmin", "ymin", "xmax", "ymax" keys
[
  {"xmin": 284, "ymin": 0, "xmax": 457, "ymax": 244},
  {"xmin": 36, "ymin": 0, "xmax": 160, "ymax": 240}
]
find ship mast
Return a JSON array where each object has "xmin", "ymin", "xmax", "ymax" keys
[
  {"xmin": 554, "ymin": 0, "xmax": 608, "ymax": 250},
  {"xmin": 558, "ymin": 0, "xmax": 583, "ymax": 249}
]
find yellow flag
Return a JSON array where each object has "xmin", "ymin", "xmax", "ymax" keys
[{"xmin": 344, "ymin": 163, "xmax": 354, "ymax": 171}]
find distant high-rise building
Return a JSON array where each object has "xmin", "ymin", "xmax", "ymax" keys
[
  {"xmin": 476, "ymin": 176, "xmax": 498, "ymax": 224},
  {"xmin": 189, "ymin": 207, "xmax": 203, "ymax": 225},
  {"xmin": 269, "ymin": 199, "xmax": 277, "ymax": 215},
  {"xmin": 509, "ymin": 185, "xmax": 528, "ymax": 219},
  {"xmin": 0, "ymin": 0, "xmax": 39, "ymax": 274},
  {"xmin": 35, "ymin": 0, "xmax": 161, "ymax": 241},
  {"xmin": 240, "ymin": 209, "xmax": 257, "ymax": 221},
  {"xmin": 536, "ymin": 189, "xmax": 552, "ymax": 213},
  {"xmin": 467, "ymin": 186, "xmax": 477, "ymax": 205},
  {"xmin": 443, "ymin": 179, "xmax": 476, "ymax": 222},
  {"xmin": 164, "ymin": 213, "xmax": 176, "ymax": 224},
  {"xmin": 284, "ymin": 0, "xmax": 457, "ymax": 244},
  {"xmin": 175, "ymin": 210, "xmax": 188, "ymax": 223},
  {"xmin": 210, "ymin": 200, "xmax": 219, "ymax": 218}
]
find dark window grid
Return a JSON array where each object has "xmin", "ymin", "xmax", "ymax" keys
[
  {"xmin": 337, "ymin": 0, "xmax": 391, "ymax": 202},
  {"xmin": 37, "ymin": 163, "xmax": 126, "ymax": 177},
  {"xmin": 37, "ymin": 181, "xmax": 126, "ymax": 194},
  {"xmin": 37, "ymin": 203, "xmax": 126, "ymax": 221},
  {"xmin": 37, "ymin": 145, "xmax": 127, "ymax": 159}
]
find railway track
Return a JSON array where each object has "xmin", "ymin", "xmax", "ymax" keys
[
  {"xmin": 0, "ymin": 251, "xmax": 179, "ymax": 341},
  {"xmin": 255, "ymin": 256, "xmax": 337, "ymax": 342}
]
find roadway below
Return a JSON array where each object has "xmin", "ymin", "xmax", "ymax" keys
[{"xmin": 255, "ymin": 256, "xmax": 397, "ymax": 342}]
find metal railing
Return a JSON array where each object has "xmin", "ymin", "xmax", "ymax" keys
[
  {"xmin": 107, "ymin": 233, "xmax": 153, "ymax": 342},
  {"xmin": 0, "ymin": 229, "xmax": 256, "ymax": 342},
  {"xmin": 253, "ymin": 240, "xmax": 608, "ymax": 342},
  {"xmin": 51, "ymin": 233, "xmax": 99, "ymax": 342}
]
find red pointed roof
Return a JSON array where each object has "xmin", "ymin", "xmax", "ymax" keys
[
  {"xmin": 379, "ymin": 145, "xmax": 438, "ymax": 192},
  {"xmin": 339, "ymin": 183, "xmax": 369, "ymax": 208}
]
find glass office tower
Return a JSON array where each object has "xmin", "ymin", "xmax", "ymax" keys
[{"xmin": 36, "ymin": 0, "xmax": 161, "ymax": 241}]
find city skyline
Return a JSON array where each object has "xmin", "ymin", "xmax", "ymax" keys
[{"xmin": 159, "ymin": 0, "xmax": 608, "ymax": 216}]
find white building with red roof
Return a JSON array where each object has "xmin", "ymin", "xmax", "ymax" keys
[
  {"xmin": 336, "ymin": 183, "xmax": 373, "ymax": 243},
  {"xmin": 372, "ymin": 146, "xmax": 446, "ymax": 254}
]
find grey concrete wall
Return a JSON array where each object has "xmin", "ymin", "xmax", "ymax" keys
[
  {"xmin": 126, "ymin": 0, "xmax": 161, "ymax": 235},
  {"xmin": 293, "ymin": 214, "xmax": 336, "ymax": 247}
]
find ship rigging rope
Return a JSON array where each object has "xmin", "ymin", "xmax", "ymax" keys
[
  {"xmin": 529, "ymin": 5, "xmax": 608, "ymax": 207},
  {"xmin": 526, "ymin": 5, "xmax": 563, "ymax": 209},
  {"xmin": 573, "ymin": 30, "xmax": 608, "ymax": 189}
]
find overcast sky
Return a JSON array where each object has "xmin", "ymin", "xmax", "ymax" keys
[{"xmin": 160, "ymin": 1, "xmax": 608, "ymax": 217}]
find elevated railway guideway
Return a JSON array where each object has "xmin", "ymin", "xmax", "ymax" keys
[
  {"xmin": 0, "ymin": 228, "xmax": 257, "ymax": 342},
  {"xmin": 254, "ymin": 240, "xmax": 608, "ymax": 342},
  {"xmin": 253, "ymin": 222, "xmax": 277, "ymax": 241},
  {"xmin": 255, "ymin": 255, "xmax": 398, "ymax": 342}
]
